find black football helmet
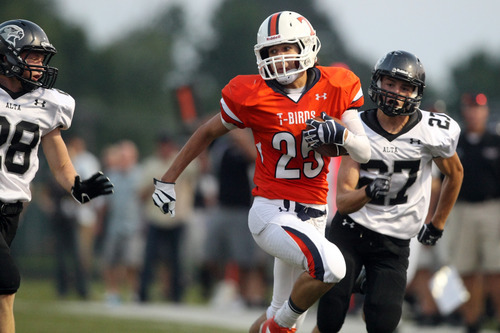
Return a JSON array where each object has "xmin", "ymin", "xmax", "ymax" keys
[
  {"xmin": 368, "ymin": 50, "xmax": 425, "ymax": 117},
  {"xmin": 0, "ymin": 19, "xmax": 58, "ymax": 91}
]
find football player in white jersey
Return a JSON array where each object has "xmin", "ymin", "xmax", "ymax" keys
[
  {"xmin": 313, "ymin": 50, "xmax": 464, "ymax": 333},
  {"xmin": 0, "ymin": 19, "xmax": 113, "ymax": 332}
]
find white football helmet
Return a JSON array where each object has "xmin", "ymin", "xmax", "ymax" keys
[{"xmin": 254, "ymin": 11, "xmax": 321, "ymax": 84}]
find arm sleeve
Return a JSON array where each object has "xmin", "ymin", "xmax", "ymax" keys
[{"xmin": 341, "ymin": 109, "xmax": 371, "ymax": 163}]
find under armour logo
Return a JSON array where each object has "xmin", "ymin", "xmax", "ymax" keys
[
  {"xmin": 342, "ymin": 219, "xmax": 355, "ymax": 228},
  {"xmin": 34, "ymin": 99, "xmax": 46, "ymax": 107},
  {"xmin": 410, "ymin": 138, "xmax": 421, "ymax": 145},
  {"xmin": 315, "ymin": 93, "xmax": 327, "ymax": 100}
]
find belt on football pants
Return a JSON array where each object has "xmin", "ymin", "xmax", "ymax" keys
[
  {"xmin": 283, "ymin": 199, "xmax": 326, "ymax": 221},
  {"xmin": 0, "ymin": 201, "xmax": 23, "ymax": 216}
]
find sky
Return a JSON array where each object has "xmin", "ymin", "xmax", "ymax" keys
[{"xmin": 53, "ymin": 0, "xmax": 500, "ymax": 92}]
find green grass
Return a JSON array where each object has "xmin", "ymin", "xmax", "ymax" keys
[{"xmin": 14, "ymin": 279, "xmax": 245, "ymax": 333}]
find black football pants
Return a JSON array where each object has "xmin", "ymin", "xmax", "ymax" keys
[
  {"xmin": 316, "ymin": 212, "xmax": 410, "ymax": 333},
  {"xmin": 0, "ymin": 211, "xmax": 22, "ymax": 294}
]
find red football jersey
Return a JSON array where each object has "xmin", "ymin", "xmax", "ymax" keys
[{"xmin": 220, "ymin": 66, "xmax": 364, "ymax": 204}]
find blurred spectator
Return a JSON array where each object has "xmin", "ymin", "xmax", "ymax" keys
[
  {"xmin": 44, "ymin": 176, "xmax": 88, "ymax": 299},
  {"xmin": 101, "ymin": 140, "xmax": 143, "ymax": 305},
  {"xmin": 138, "ymin": 133, "xmax": 199, "ymax": 303},
  {"xmin": 200, "ymin": 129, "xmax": 269, "ymax": 309},
  {"xmin": 94, "ymin": 144, "xmax": 122, "ymax": 255},
  {"xmin": 40, "ymin": 135, "xmax": 103, "ymax": 300},
  {"xmin": 447, "ymin": 93, "xmax": 500, "ymax": 333},
  {"xmin": 66, "ymin": 136, "xmax": 104, "ymax": 280}
]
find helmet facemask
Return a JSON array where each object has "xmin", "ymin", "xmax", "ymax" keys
[
  {"xmin": 254, "ymin": 11, "xmax": 321, "ymax": 84},
  {"xmin": 255, "ymin": 36, "xmax": 320, "ymax": 83},
  {"xmin": 368, "ymin": 50, "xmax": 425, "ymax": 117},
  {"xmin": 0, "ymin": 20, "xmax": 58, "ymax": 91},
  {"xmin": 370, "ymin": 77, "xmax": 422, "ymax": 117}
]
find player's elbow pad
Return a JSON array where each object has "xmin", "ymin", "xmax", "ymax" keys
[{"xmin": 343, "ymin": 133, "xmax": 371, "ymax": 163}]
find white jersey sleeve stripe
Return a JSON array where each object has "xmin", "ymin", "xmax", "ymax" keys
[
  {"xmin": 352, "ymin": 86, "xmax": 363, "ymax": 103},
  {"xmin": 220, "ymin": 97, "xmax": 243, "ymax": 130}
]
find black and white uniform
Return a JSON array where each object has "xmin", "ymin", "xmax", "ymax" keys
[
  {"xmin": 317, "ymin": 108, "xmax": 460, "ymax": 333},
  {"xmin": 0, "ymin": 86, "xmax": 74, "ymax": 294}
]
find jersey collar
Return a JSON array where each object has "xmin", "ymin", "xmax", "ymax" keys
[
  {"xmin": 361, "ymin": 108, "xmax": 422, "ymax": 141},
  {"xmin": 265, "ymin": 67, "xmax": 320, "ymax": 103},
  {"xmin": 0, "ymin": 83, "xmax": 31, "ymax": 99}
]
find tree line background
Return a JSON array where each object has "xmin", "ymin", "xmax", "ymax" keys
[{"xmin": 3, "ymin": 0, "xmax": 500, "ymax": 157}]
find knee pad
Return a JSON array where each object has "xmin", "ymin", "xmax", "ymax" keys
[{"xmin": 321, "ymin": 241, "xmax": 346, "ymax": 283}]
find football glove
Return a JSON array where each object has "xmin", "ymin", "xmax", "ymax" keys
[
  {"xmin": 417, "ymin": 222, "xmax": 443, "ymax": 246},
  {"xmin": 365, "ymin": 174, "xmax": 391, "ymax": 199},
  {"xmin": 304, "ymin": 112, "xmax": 347, "ymax": 148},
  {"xmin": 71, "ymin": 171, "xmax": 114, "ymax": 204},
  {"xmin": 152, "ymin": 178, "xmax": 176, "ymax": 217}
]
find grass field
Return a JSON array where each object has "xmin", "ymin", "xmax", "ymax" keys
[
  {"xmin": 14, "ymin": 278, "xmax": 245, "ymax": 333},
  {"xmin": 15, "ymin": 278, "xmax": 495, "ymax": 333}
]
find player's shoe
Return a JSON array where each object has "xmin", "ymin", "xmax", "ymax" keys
[{"xmin": 260, "ymin": 316, "xmax": 297, "ymax": 333}]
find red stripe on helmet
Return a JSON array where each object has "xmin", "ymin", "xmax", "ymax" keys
[{"xmin": 268, "ymin": 12, "xmax": 281, "ymax": 36}]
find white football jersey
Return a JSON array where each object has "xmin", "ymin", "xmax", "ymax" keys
[
  {"xmin": 0, "ymin": 87, "xmax": 74, "ymax": 202},
  {"xmin": 348, "ymin": 109, "xmax": 460, "ymax": 239}
]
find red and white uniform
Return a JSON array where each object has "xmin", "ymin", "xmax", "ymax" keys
[
  {"xmin": 221, "ymin": 66, "xmax": 363, "ymax": 204},
  {"xmin": 219, "ymin": 66, "xmax": 364, "ymax": 324}
]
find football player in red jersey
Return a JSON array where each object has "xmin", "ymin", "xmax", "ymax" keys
[
  {"xmin": 0, "ymin": 19, "xmax": 113, "ymax": 332},
  {"xmin": 153, "ymin": 11, "xmax": 370, "ymax": 333}
]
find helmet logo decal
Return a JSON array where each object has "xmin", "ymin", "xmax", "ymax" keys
[
  {"xmin": 0, "ymin": 24, "xmax": 24, "ymax": 47},
  {"xmin": 393, "ymin": 68, "xmax": 411, "ymax": 77},
  {"xmin": 297, "ymin": 17, "xmax": 315, "ymax": 36},
  {"xmin": 266, "ymin": 14, "xmax": 315, "ymax": 40},
  {"xmin": 266, "ymin": 34, "xmax": 282, "ymax": 41}
]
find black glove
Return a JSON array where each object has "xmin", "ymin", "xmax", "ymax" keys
[
  {"xmin": 417, "ymin": 222, "xmax": 443, "ymax": 246},
  {"xmin": 365, "ymin": 174, "xmax": 391, "ymax": 199},
  {"xmin": 304, "ymin": 112, "xmax": 347, "ymax": 148},
  {"xmin": 71, "ymin": 171, "xmax": 114, "ymax": 204}
]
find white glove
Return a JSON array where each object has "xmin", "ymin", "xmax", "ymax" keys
[{"xmin": 152, "ymin": 178, "xmax": 176, "ymax": 217}]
